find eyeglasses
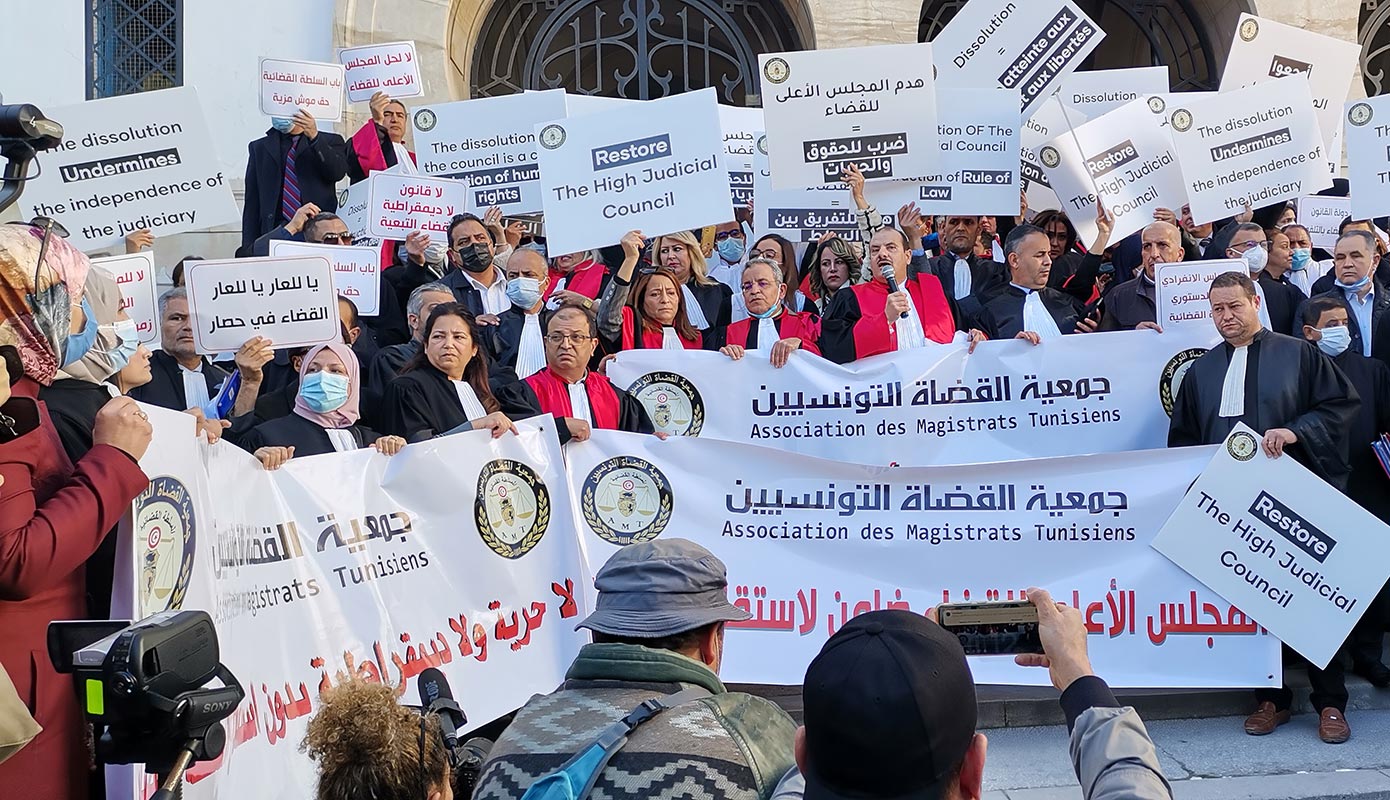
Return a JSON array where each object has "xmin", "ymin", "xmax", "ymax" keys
[
  {"xmin": 545, "ymin": 333, "xmax": 595, "ymax": 345},
  {"xmin": 714, "ymin": 230, "xmax": 744, "ymax": 242},
  {"xmin": 749, "ymin": 249, "xmax": 780, "ymax": 260},
  {"xmin": 740, "ymin": 279, "xmax": 778, "ymax": 292},
  {"xmin": 1227, "ymin": 240, "xmax": 1270, "ymax": 254},
  {"xmin": 319, "ymin": 232, "xmax": 354, "ymax": 244}
]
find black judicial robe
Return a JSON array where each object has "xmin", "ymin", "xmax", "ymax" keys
[
  {"xmin": 972, "ymin": 285, "xmax": 1086, "ymax": 340},
  {"xmin": 369, "ymin": 341, "xmax": 420, "ymax": 390},
  {"xmin": 1332, "ymin": 350, "xmax": 1390, "ymax": 521},
  {"xmin": 1256, "ymin": 273, "xmax": 1307, "ymax": 336},
  {"xmin": 239, "ymin": 412, "xmax": 383, "ymax": 457},
  {"xmin": 686, "ymin": 280, "xmax": 734, "ymax": 331},
  {"xmin": 381, "ymin": 364, "xmax": 487, "ymax": 441},
  {"xmin": 1168, "ymin": 329, "xmax": 1359, "ymax": 488},
  {"xmin": 495, "ymin": 378, "xmax": 654, "ymax": 445},
  {"xmin": 918, "ymin": 253, "xmax": 1007, "ymax": 329}
]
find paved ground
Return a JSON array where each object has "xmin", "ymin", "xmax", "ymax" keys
[{"xmin": 981, "ymin": 709, "xmax": 1390, "ymax": 799}]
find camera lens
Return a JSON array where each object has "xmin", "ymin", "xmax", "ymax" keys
[{"xmin": 113, "ymin": 672, "xmax": 138, "ymax": 695}]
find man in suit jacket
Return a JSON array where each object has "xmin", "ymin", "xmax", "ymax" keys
[
  {"xmin": 238, "ymin": 110, "xmax": 347, "ymax": 257},
  {"xmin": 1299, "ymin": 230, "xmax": 1390, "ymax": 359}
]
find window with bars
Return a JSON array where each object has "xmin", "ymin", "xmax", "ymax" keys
[{"xmin": 87, "ymin": 0, "xmax": 183, "ymax": 100}]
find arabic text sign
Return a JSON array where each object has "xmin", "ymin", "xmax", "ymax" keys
[
  {"xmin": 1298, "ymin": 195, "xmax": 1352, "ymax": 250},
  {"xmin": 366, "ymin": 172, "xmax": 468, "ymax": 243},
  {"xmin": 932, "ymin": 0, "xmax": 1106, "ymax": 118},
  {"xmin": 1153, "ymin": 425, "xmax": 1390, "ymax": 669},
  {"xmin": 720, "ymin": 105, "xmax": 763, "ymax": 212},
  {"xmin": 753, "ymin": 133, "xmax": 877, "ymax": 242},
  {"xmin": 1345, "ymin": 97, "xmax": 1390, "ymax": 220},
  {"xmin": 1167, "ymin": 78, "xmax": 1329, "ymax": 225},
  {"xmin": 607, "ymin": 326, "xmax": 1219, "ymax": 466},
  {"xmin": 412, "ymin": 89, "xmax": 566, "ymax": 215},
  {"xmin": 759, "ymin": 43, "xmax": 938, "ymax": 190},
  {"xmin": 340, "ymin": 41, "xmax": 422, "ymax": 103},
  {"xmin": 268, "ymin": 240, "xmax": 381, "ymax": 316},
  {"xmin": 569, "ymin": 431, "xmax": 1276, "ymax": 688},
  {"xmin": 259, "ymin": 57, "xmax": 344, "ymax": 122},
  {"xmin": 1154, "ymin": 260, "xmax": 1245, "ymax": 330},
  {"xmin": 1040, "ymin": 96, "xmax": 1187, "ymax": 245},
  {"xmin": 862, "ymin": 88, "xmax": 1022, "ymax": 217},
  {"xmin": 1058, "ymin": 67, "xmax": 1169, "ymax": 119},
  {"xmin": 535, "ymin": 88, "xmax": 729, "ymax": 256},
  {"xmin": 21, "ymin": 86, "xmax": 239, "ymax": 252},
  {"xmin": 92, "ymin": 252, "xmax": 159, "ymax": 343},
  {"xmin": 185, "ymin": 257, "xmax": 339, "ymax": 354}
]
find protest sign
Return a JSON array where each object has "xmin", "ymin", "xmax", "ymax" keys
[
  {"xmin": 862, "ymin": 88, "xmax": 1021, "ymax": 216},
  {"xmin": 759, "ymin": 43, "xmax": 938, "ymax": 189},
  {"xmin": 1020, "ymin": 100, "xmax": 1074, "ymax": 213},
  {"xmin": 535, "ymin": 88, "xmax": 729, "ymax": 256},
  {"xmin": 1298, "ymin": 195, "xmax": 1352, "ymax": 249},
  {"xmin": 1167, "ymin": 78, "xmax": 1329, "ymax": 225},
  {"xmin": 365, "ymin": 172, "xmax": 467, "ymax": 243},
  {"xmin": 1154, "ymin": 260, "xmax": 1246, "ymax": 330},
  {"xmin": 184, "ymin": 256, "xmax": 339, "ymax": 354},
  {"xmin": 1153, "ymin": 425, "xmax": 1390, "ymax": 669},
  {"xmin": 340, "ymin": 41, "xmax": 422, "ymax": 103},
  {"xmin": 1058, "ymin": 66, "xmax": 1169, "ymax": 118},
  {"xmin": 268, "ymin": 240, "xmax": 381, "ymax": 315},
  {"xmin": 561, "ymin": 93, "xmax": 642, "ymax": 116},
  {"xmin": 1146, "ymin": 93, "xmax": 1214, "ymax": 131},
  {"xmin": 111, "ymin": 411, "xmax": 587, "ymax": 799},
  {"xmin": 720, "ymin": 105, "xmax": 763, "ymax": 212},
  {"xmin": 258, "ymin": 58, "xmax": 344, "ymax": 122},
  {"xmin": 412, "ymin": 89, "xmax": 566, "ymax": 215},
  {"xmin": 1220, "ymin": 13, "xmax": 1360, "ymax": 175},
  {"xmin": 568, "ymin": 431, "xmax": 1276, "ymax": 687},
  {"xmin": 334, "ymin": 180, "xmax": 379, "ymax": 248},
  {"xmin": 21, "ymin": 87, "xmax": 238, "ymax": 252},
  {"xmin": 932, "ymin": 0, "xmax": 1106, "ymax": 118},
  {"xmin": 608, "ymin": 327, "xmax": 1219, "ymax": 466},
  {"xmin": 92, "ymin": 252, "xmax": 158, "ymax": 343},
  {"xmin": 1345, "ymin": 97, "xmax": 1390, "ymax": 219},
  {"xmin": 753, "ymin": 134, "xmax": 884, "ymax": 242},
  {"xmin": 1039, "ymin": 96, "xmax": 1187, "ymax": 245}
]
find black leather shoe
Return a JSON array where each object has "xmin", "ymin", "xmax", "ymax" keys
[{"xmin": 1354, "ymin": 660, "xmax": 1390, "ymax": 688}]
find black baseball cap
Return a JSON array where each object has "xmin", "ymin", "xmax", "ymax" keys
[{"xmin": 801, "ymin": 610, "xmax": 977, "ymax": 800}]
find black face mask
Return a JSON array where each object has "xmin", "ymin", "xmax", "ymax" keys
[{"xmin": 456, "ymin": 243, "xmax": 492, "ymax": 274}]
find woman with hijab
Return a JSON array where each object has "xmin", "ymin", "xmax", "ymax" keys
[
  {"xmin": 0, "ymin": 224, "xmax": 151, "ymax": 800},
  {"xmin": 381, "ymin": 303, "xmax": 516, "ymax": 441},
  {"xmin": 241, "ymin": 342, "xmax": 406, "ymax": 468},
  {"xmin": 652, "ymin": 229, "xmax": 732, "ymax": 335},
  {"xmin": 596, "ymin": 231, "xmax": 710, "ymax": 352}
]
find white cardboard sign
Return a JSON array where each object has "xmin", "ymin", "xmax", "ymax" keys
[
  {"xmin": 1345, "ymin": 97, "xmax": 1390, "ymax": 219},
  {"xmin": 720, "ymin": 105, "xmax": 763, "ymax": 212},
  {"xmin": 335, "ymin": 180, "xmax": 380, "ymax": 248},
  {"xmin": 535, "ymin": 88, "xmax": 729, "ymax": 256},
  {"xmin": 1167, "ymin": 78, "xmax": 1329, "ymax": 225},
  {"xmin": 92, "ymin": 252, "xmax": 159, "ymax": 343},
  {"xmin": 1298, "ymin": 195, "xmax": 1352, "ymax": 250},
  {"xmin": 185, "ymin": 257, "xmax": 340, "ymax": 354},
  {"xmin": 21, "ymin": 86, "xmax": 239, "ymax": 252},
  {"xmin": 259, "ymin": 57, "xmax": 345, "ymax": 122},
  {"xmin": 759, "ymin": 43, "xmax": 938, "ymax": 190},
  {"xmin": 1152, "ymin": 424, "xmax": 1390, "ymax": 669},
  {"xmin": 932, "ymin": 0, "xmax": 1106, "ymax": 118},
  {"xmin": 1019, "ymin": 100, "xmax": 1077, "ymax": 213},
  {"xmin": 268, "ymin": 240, "xmax": 381, "ymax": 316},
  {"xmin": 365, "ymin": 172, "xmax": 468, "ymax": 243},
  {"xmin": 1153, "ymin": 259, "xmax": 1246, "ymax": 330},
  {"xmin": 1058, "ymin": 66, "xmax": 1170, "ymax": 119},
  {"xmin": 340, "ymin": 41, "xmax": 423, "ymax": 103}
]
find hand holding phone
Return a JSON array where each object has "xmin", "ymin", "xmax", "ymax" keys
[{"xmin": 936, "ymin": 600, "xmax": 1043, "ymax": 656}]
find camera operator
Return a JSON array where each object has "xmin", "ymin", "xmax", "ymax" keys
[
  {"xmin": 0, "ymin": 224, "xmax": 152, "ymax": 799},
  {"xmin": 771, "ymin": 588, "xmax": 1172, "ymax": 800},
  {"xmin": 302, "ymin": 679, "xmax": 454, "ymax": 800}
]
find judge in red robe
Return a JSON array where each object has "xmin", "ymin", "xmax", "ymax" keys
[
  {"xmin": 721, "ymin": 258, "xmax": 822, "ymax": 368},
  {"xmin": 347, "ymin": 92, "xmax": 417, "ymax": 269},
  {"xmin": 596, "ymin": 232, "xmax": 715, "ymax": 353},
  {"xmin": 545, "ymin": 250, "xmax": 610, "ymax": 306},
  {"xmin": 819, "ymin": 228, "xmax": 958, "ymax": 363},
  {"xmin": 496, "ymin": 306, "xmax": 654, "ymax": 444}
]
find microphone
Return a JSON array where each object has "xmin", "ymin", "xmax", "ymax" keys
[
  {"xmin": 419, "ymin": 667, "xmax": 467, "ymax": 759},
  {"xmin": 879, "ymin": 262, "xmax": 909, "ymax": 319}
]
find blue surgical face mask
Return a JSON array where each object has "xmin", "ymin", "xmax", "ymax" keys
[
  {"xmin": 506, "ymin": 277, "xmax": 543, "ymax": 309},
  {"xmin": 1316, "ymin": 324, "xmax": 1352, "ymax": 357},
  {"xmin": 717, "ymin": 237, "xmax": 745, "ymax": 263},
  {"xmin": 299, "ymin": 370, "xmax": 350, "ymax": 413},
  {"xmin": 271, "ymin": 117, "xmax": 295, "ymax": 134},
  {"xmin": 1291, "ymin": 248, "xmax": 1312, "ymax": 271},
  {"xmin": 1338, "ymin": 274, "xmax": 1372, "ymax": 292},
  {"xmin": 109, "ymin": 318, "xmax": 140, "ymax": 370},
  {"xmin": 63, "ymin": 298, "xmax": 99, "ymax": 367}
]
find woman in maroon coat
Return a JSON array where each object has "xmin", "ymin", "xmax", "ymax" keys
[{"xmin": 0, "ymin": 225, "xmax": 151, "ymax": 799}]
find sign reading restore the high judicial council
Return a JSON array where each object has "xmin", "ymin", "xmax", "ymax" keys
[
  {"xmin": 1152, "ymin": 425, "xmax": 1390, "ymax": 669},
  {"xmin": 534, "ymin": 88, "xmax": 730, "ymax": 256}
]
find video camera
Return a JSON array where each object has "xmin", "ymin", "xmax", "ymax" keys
[
  {"xmin": 48, "ymin": 611, "xmax": 245, "ymax": 800},
  {"xmin": 417, "ymin": 667, "xmax": 493, "ymax": 797},
  {"xmin": 0, "ymin": 99, "xmax": 63, "ymax": 214}
]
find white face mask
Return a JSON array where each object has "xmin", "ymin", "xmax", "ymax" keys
[
  {"xmin": 1316, "ymin": 324, "xmax": 1351, "ymax": 357},
  {"xmin": 423, "ymin": 242, "xmax": 448, "ymax": 264},
  {"xmin": 1241, "ymin": 244, "xmax": 1268, "ymax": 274}
]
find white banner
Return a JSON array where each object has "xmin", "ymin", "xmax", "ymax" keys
[
  {"xmin": 22, "ymin": 87, "xmax": 239, "ymax": 252},
  {"xmin": 568, "ymin": 431, "xmax": 1277, "ymax": 687},
  {"xmin": 720, "ymin": 105, "xmax": 762, "ymax": 212},
  {"xmin": 366, "ymin": 172, "xmax": 467, "ymax": 243},
  {"xmin": 185, "ymin": 257, "xmax": 339, "ymax": 354},
  {"xmin": 1153, "ymin": 425, "xmax": 1390, "ymax": 669},
  {"xmin": 862, "ymin": 88, "xmax": 1022, "ymax": 217},
  {"xmin": 759, "ymin": 43, "xmax": 938, "ymax": 189},
  {"xmin": 334, "ymin": 180, "xmax": 379, "ymax": 248},
  {"xmin": 258, "ymin": 58, "xmax": 345, "ymax": 122},
  {"xmin": 933, "ymin": 0, "xmax": 1106, "ymax": 118},
  {"xmin": 1346, "ymin": 98, "xmax": 1390, "ymax": 219},
  {"xmin": 607, "ymin": 328, "xmax": 1219, "ymax": 466},
  {"xmin": 1058, "ymin": 66, "xmax": 1169, "ymax": 119},
  {"xmin": 340, "ymin": 41, "xmax": 423, "ymax": 103},
  {"xmin": 1039, "ymin": 96, "xmax": 1186, "ymax": 245},
  {"xmin": 268, "ymin": 241, "xmax": 381, "ymax": 316},
  {"xmin": 93, "ymin": 252, "xmax": 159, "ymax": 343},
  {"xmin": 754, "ymin": 133, "xmax": 876, "ymax": 242},
  {"xmin": 412, "ymin": 89, "xmax": 566, "ymax": 215},
  {"xmin": 1154, "ymin": 259, "xmax": 1245, "ymax": 330},
  {"xmin": 110, "ymin": 411, "xmax": 588, "ymax": 799},
  {"xmin": 1167, "ymin": 78, "xmax": 1329, "ymax": 225},
  {"xmin": 1298, "ymin": 195, "xmax": 1352, "ymax": 250},
  {"xmin": 535, "ymin": 88, "xmax": 729, "ymax": 255},
  {"xmin": 1220, "ymin": 13, "xmax": 1360, "ymax": 176}
]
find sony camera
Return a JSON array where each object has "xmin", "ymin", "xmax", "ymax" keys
[{"xmin": 0, "ymin": 100, "xmax": 64, "ymax": 214}]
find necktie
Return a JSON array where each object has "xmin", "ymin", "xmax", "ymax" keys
[
  {"xmin": 280, "ymin": 134, "xmax": 302, "ymax": 224},
  {"xmin": 1219, "ymin": 345, "xmax": 1248, "ymax": 418},
  {"xmin": 953, "ymin": 258, "xmax": 973, "ymax": 299},
  {"xmin": 1022, "ymin": 290, "xmax": 1063, "ymax": 339},
  {"xmin": 515, "ymin": 314, "xmax": 545, "ymax": 379}
]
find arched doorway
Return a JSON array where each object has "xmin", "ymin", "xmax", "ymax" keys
[
  {"xmin": 918, "ymin": 0, "xmax": 1258, "ymax": 92},
  {"xmin": 466, "ymin": 0, "xmax": 812, "ymax": 105},
  {"xmin": 1361, "ymin": 3, "xmax": 1390, "ymax": 97}
]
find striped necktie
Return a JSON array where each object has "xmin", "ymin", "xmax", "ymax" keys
[{"xmin": 280, "ymin": 134, "xmax": 302, "ymax": 223}]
